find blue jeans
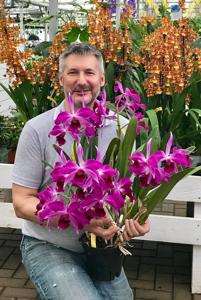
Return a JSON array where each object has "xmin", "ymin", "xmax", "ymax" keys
[{"xmin": 20, "ymin": 235, "xmax": 133, "ymax": 300}]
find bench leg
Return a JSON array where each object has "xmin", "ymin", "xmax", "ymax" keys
[
  {"xmin": 192, "ymin": 203, "xmax": 201, "ymax": 293},
  {"xmin": 192, "ymin": 245, "xmax": 201, "ymax": 293}
]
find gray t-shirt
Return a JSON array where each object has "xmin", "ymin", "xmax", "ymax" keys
[{"xmin": 12, "ymin": 101, "xmax": 128, "ymax": 252}]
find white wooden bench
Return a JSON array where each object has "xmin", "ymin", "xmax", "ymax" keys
[{"xmin": 1, "ymin": 163, "xmax": 201, "ymax": 293}]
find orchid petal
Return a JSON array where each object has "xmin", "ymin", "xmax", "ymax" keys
[
  {"xmin": 67, "ymin": 94, "xmax": 74, "ymax": 114},
  {"xmin": 146, "ymin": 138, "xmax": 152, "ymax": 159},
  {"xmin": 77, "ymin": 144, "xmax": 84, "ymax": 166},
  {"xmin": 166, "ymin": 132, "xmax": 173, "ymax": 155}
]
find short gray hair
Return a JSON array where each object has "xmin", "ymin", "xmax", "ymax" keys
[{"xmin": 59, "ymin": 43, "xmax": 105, "ymax": 73}]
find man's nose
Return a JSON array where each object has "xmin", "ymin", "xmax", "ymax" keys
[{"xmin": 77, "ymin": 73, "xmax": 87, "ymax": 85}]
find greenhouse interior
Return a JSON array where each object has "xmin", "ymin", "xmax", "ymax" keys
[{"xmin": 0, "ymin": 0, "xmax": 201, "ymax": 299}]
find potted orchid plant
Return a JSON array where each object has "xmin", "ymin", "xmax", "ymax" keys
[{"xmin": 35, "ymin": 82, "xmax": 200, "ymax": 281}]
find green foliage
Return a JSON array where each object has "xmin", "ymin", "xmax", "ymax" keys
[
  {"xmin": 141, "ymin": 79, "xmax": 201, "ymax": 154},
  {"xmin": 128, "ymin": 20, "xmax": 145, "ymax": 51},
  {"xmin": 34, "ymin": 41, "xmax": 52, "ymax": 57},
  {"xmin": 105, "ymin": 61, "xmax": 117, "ymax": 102},
  {"xmin": 102, "ymin": 117, "xmax": 137, "ymax": 178},
  {"xmin": 129, "ymin": 165, "xmax": 201, "ymax": 224},
  {"xmin": 65, "ymin": 26, "xmax": 89, "ymax": 43},
  {"xmin": 0, "ymin": 80, "xmax": 59, "ymax": 123},
  {"xmin": 158, "ymin": 4, "xmax": 171, "ymax": 18},
  {"xmin": 116, "ymin": 118, "xmax": 137, "ymax": 178},
  {"xmin": 0, "ymin": 112, "xmax": 24, "ymax": 150},
  {"xmin": 189, "ymin": 17, "xmax": 201, "ymax": 36}
]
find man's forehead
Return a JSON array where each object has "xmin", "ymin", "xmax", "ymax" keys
[{"xmin": 64, "ymin": 54, "xmax": 99, "ymax": 69}]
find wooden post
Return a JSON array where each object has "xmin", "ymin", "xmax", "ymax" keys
[
  {"xmin": 116, "ymin": 0, "xmax": 121, "ymax": 29},
  {"xmin": 49, "ymin": 0, "xmax": 58, "ymax": 41},
  {"xmin": 19, "ymin": 2, "xmax": 24, "ymax": 38}
]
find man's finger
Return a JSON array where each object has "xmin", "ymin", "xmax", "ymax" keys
[{"xmin": 96, "ymin": 225, "xmax": 118, "ymax": 240}]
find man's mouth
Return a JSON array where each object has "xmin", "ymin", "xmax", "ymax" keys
[
  {"xmin": 74, "ymin": 90, "xmax": 91, "ymax": 96},
  {"xmin": 74, "ymin": 90, "xmax": 90, "ymax": 93}
]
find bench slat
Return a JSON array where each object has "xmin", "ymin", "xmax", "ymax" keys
[
  {"xmin": 0, "ymin": 203, "xmax": 21, "ymax": 228},
  {"xmin": 0, "ymin": 163, "xmax": 13, "ymax": 189},
  {"xmin": 1, "ymin": 163, "xmax": 201, "ymax": 202},
  {"xmin": 167, "ymin": 175, "xmax": 201, "ymax": 203},
  {"xmin": 136, "ymin": 214, "xmax": 201, "ymax": 245}
]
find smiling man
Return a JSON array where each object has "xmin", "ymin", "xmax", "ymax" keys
[
  {"xmin": 12, "ymin": 43, "xmax": 150, "ymax": 300},
  {"xmin": 59, "ymin": 44, "xmax": 105, "ymax": 110}
]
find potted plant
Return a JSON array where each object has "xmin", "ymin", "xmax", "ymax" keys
[
  {"xmin": 35, "ymin": 84, "xmax": 200, "ymax": 281},
  {"xmin": 0, "ymin": 112, "xmax": 24, "ymax": 163}
]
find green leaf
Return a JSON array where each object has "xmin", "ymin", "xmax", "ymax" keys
[
  {"xmin": 189, "ymin": 108, "xmax": 201, "ymax": 117},
  {"xmin": 130, "ymin": 166, "xmax": 201, "ymax": 223},
  {"xmin": 0, "ymin": 81, "xmax": 33, "ymax": 121},
  {"xmin": 79, "ymin": 27, "xmax": 89, "ymax": 42},
  {"xmin": 88, "ymin": 136, "xmax": 98, "ymax": 159},
  {"xmin": 105, "ymin": 62, "xmax": 116, "ymax": 102},
  {"xmin": 20, "ymin": 80, "xmax": 34, "ymax": 117},
  {"xmin": 132, "ymin": 176, "xmax": 141, "ymax": 199},
  {"xmin": 80, "ymin": 137, "xmax": 88, "ymax": 161},
  {"xmin": 34, "ymin": 41, "xmax": 51, "ymax": 57},
  {"xmin": 170, "ymin": 91, "xmax": 187, "ymax": 131},
  {"xmin": 34, "ymin": 81, "xmax": 53, "ymax": 115},
  {"xmin": 117, "ymin": 118, "xmax": 137, "ymax": 178},
  {"xmin": 188, "ymin": 109, "xmax": 201, "ymax": 129},
  {"xmin": 103, "ymin": 137, "xmax": 121, "ymax": 167},
  {"xmin": 190, "ymin": 83, "xmax": 201, "ymax": 109},
  {"xmin": 53, "ymin": 144, "xmax": 70, "ymax": 161},
  {"xmin": 41, "ymin": 160, "xmax": 54, "ymax": 169},
  {"xmin": 146, "ymin": 109, "xmax": 161, "ymax": 149},
  {"xmin": 66, "ymin": 27, "xmax": 81, "ymax": 43}
]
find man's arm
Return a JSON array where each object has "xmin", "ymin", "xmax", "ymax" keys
[
  {"xmin": 12, "ymin": 183, "xmax": 119, "ymax": 238},
  {"xmin": 12, "ymin": 183, "xmax": 150, "ymax": 241},
  {"xmin": 12, "ymin": 183, "xmax": 41, "ymax": 224}
]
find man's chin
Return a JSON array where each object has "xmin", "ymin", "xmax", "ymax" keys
[{"xmin": 73, "ymin": 96, "xmax": 95, "ymax": 109}]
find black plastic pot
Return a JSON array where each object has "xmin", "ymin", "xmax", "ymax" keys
[{"xmin": 82, "ymin": 242, "xmax": 125, "ymax": 281}]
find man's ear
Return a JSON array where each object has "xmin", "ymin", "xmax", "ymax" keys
[
  {"xmin": 100, "ymin": 73, "xmax": 105, "ymax": 88},
  {"xmin": 59, "ymin": 72, "xmax": 64, "ymax": 87}
]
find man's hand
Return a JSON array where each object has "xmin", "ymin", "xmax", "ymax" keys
[
  {"xmin": 122, "ymin": 219, "xmax": 150, "ymax": 242},
  {"xmin": 84, "ymin": 217, "xmax": 119, "ymax": 240}
]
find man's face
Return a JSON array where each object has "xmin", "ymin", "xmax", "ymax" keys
[{"xmin": 59, "ymin": 54, "xmax": 105, "ymax": 110}]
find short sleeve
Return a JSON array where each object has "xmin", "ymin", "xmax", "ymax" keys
[{"xmin": 12, "ymin": 123, "xmax": 44, "ymax": 189}]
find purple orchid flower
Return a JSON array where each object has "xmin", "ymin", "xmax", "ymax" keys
[
  {"xmin": 155, "ymin": 133, "xmax": 192, "ymax": 178},
  {"xmin": 38, "ymin": 195, "xmax": 90, "ymax": 233},
  {"xmin": 49, "ymin": 95, "xmax": 100, "ymax": 144},
  {"xmin": 97, "ymin": 164, "xmax": 118, "ymax": 190},
  {"xmin": 66, "ymin": 200, "xmax": 90, "ymax": 233},
  {"xmin": 36, "ymin": 185, "xmax": 63, "ymax": 214},
  {"xmin": 129, "ymin": 139, "xmax": 163, "ymax": 188},
  {"xmin": 117, "ymin": 177, "xmax": 135, "ymax": 202},
  {"xmin": 80, "ymin": 185, "xmax": 105, "ymax": 211},
  {"xmin": 136, "ymin": 120, "xmax": 149, "ymax": 134},
  {"xmin": 103, "ymin": 177, "xmax": 135, "ymax": 214},
  {"xmin": 114, "ymin": 81, "xmax": 142, "ymax": 109},
  {"xmin": 104, "ymin": 190, "xmax": 125, "ymax": 214},
  {"xmin": 51, "ymin": 144, "xmax": 103, "ymax": 191},
  {"xmin": 114, "ymin": 81, "xmax": 148, "ymax": 134},
  {"xmin": 38, "ymin": 200, "xmax": 68, "ymax": 227}
]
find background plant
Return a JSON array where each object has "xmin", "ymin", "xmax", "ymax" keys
[
  {"xmin": 130, "ymin": 14, "xmax": 201, "ymax": 153},
  {"xmin": 0, "ymin": 111, "xmax": 24, "ymax": 151},
  {"xmin": 1, "ymin": 0, "xmax": 201, "ymax": 154}
]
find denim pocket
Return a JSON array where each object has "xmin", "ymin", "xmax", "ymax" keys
[
  {"xmin": 20, "ymin": 235, "xmax": 47, "ymax": 260},
  {"xmin": 20, "ymin": 235, "xmax": 25, "ymax": 252}
]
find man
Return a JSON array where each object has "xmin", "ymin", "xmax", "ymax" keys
[{"xmin": 12, "ymin": 43, "xmax": 150, "ymax": 300}]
